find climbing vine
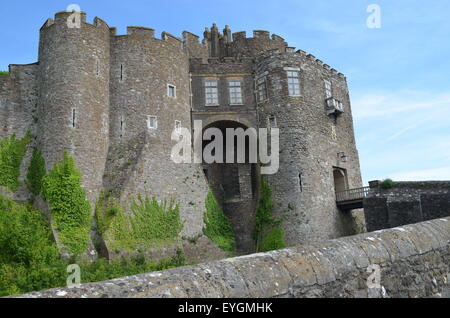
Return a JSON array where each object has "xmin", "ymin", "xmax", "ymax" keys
[
  {"xmin": 42, "ymin": 152, "xmax": 92, "ymax": 256},
  {"xmin": 0, "ymin": 131, "xmax": 31, "ymax": 191},
  {"xmin": 26, "ymin": 148, "xmax": 46, "ymax": 196},
  {"xmin": 203, "ymin": 190, "xmax": 236, "ymax": 254},
  {"xmin": 252, "ymin": 177, "xmax": 286, "ymax": 252}
]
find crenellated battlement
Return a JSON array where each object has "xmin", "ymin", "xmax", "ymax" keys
[
  {"xmin": 256, "ymin": 47, "xmax": 346, "ymax": 78},
  {"xmin": 40, "ymin": 11, "xmax": 110, "ymax": 31}
]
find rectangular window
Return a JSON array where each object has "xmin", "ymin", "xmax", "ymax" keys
[
  {"xmin": 228, "ymin": 80, "xmax": 243, "ymax": 105},
  {"xmin": 324, "ymin": 80, "xmax": 332, "ymax": 99},
  {"xmin": 205, "ymin": 80, "xmax": 219, "ymax": 106},
  {"xmin": 167, "ymin": 85, "xmax": 176, "ymax": 98},
  {"xmin": 287, "ymin": 71, "xmax": 300, "ymax": 96},
  {"xmin": 268, "ymin": 115, "xmax": 277, "ymax": 129},
  {"xmin": 257, "ymin": 78, "xmax": 267, "ymax": 102},
  {"xmin": 147, "ymin": 116, "xmax": 157, "ymax": 130}
]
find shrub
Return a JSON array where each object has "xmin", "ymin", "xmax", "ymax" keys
[
  {"xmin": 42, "ymin": 152, "xmax": 92, "ymax": 256},
  {"xmin": 0, "ymin": 71, "xmax": 9, "ymax": 77},
  {"xmin": 0, "ymin": 194, "xmax": 187, "ymax": 297},
  {"xmin": 26, "ymin": 148, "xmax": 46, "ymax": 196},
  {"xmin": 0, "ymin": 195, "xmax": 67, "ymax": 296},
  {"xmin": 380, "ymin": 178, "xmax": 395, "ymax": 189},
  {"xmin": 261, "ymin": 226, "xmax": 285, "ymax": 252},
  {"xmin": 203, "ymin": 190, "xmax": 236, "ymax": 254},
  {"xmin": 0, "ymin": 132, "xmax": 31, "ymax": 191},
  {"xmin": 96, "ymin": 193, "xmax": 183, "ymax": 251}
]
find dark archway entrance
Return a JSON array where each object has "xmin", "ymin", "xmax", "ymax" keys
[{"xmin": 201, "ymin": 120, "xmax": 259, "ymax": 255}]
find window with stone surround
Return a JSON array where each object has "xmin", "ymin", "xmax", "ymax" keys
[
  {"xmin": 167, "ymin": 84, "xmax": 176, "ymax": 98},
  {"xmin": 257, "ymin": 77, "xmax": 268, "ymax": 102},
  {"xmin": 228, "ymin": 80, "xmax": 243, "ymax": 105},
  {"xmin": 268, "ymin": 115, "xmax": 277, "ymax": 129},
  {"xmin": 205, "ymin": 80, "xmax": 219, "ymax": 106},
  {"xmin": 324, "ymin": 80, "xmax": 332, "ymax": 99},
  {"xmin": 147, "ymin": 116, "xmax": 158, "ymax": 130},
  {"xmin": 287, "ymin": 71, "xmax": 301, "ymax": 96}
]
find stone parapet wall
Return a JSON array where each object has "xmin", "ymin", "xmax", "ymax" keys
[
  {"xmin": 17, "ymin": 217, "xmax": 450, "ymax": 298},
  {"xmin": 365, "ymin": 181, "xmax": 450, "ymax": 232}
]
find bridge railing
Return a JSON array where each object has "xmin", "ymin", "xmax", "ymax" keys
[{"xmin": 336, "ymin": 186, "xmax": 370, "ymax": 203}]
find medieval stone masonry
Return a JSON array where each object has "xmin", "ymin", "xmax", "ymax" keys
[{"xmin": 0, "ymin": 11, "xmax": 363, "ymax": 259}]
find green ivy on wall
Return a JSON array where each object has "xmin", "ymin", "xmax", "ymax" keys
[
  {"xmin": 95, "ymin": 193, "xmax": 183, "ymax": 252},
  {"xmin": 26, "ymin": 148, "xmax": 46, "ymax": 196},
  {"xmin": 0, "ymin": 132, "xmax": 31, "ymax": 191},
  {"xmin": 203, "ymin": 190, "xmax": 236, "ymax": 254},
  {"xmin": 252, "ymin": 177, "xmax": 286, "ymax": 253},
  {"xmin": 42, "ymin": 152, "xmax": 92, "ymax": 256}
]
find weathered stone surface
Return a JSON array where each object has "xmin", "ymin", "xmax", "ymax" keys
[
  {"xmin": 14, "ymin": 217, "xmax": 450, "ymax": 298},
  {"xmin": 365, "ymin": 182, "xmax": 450, "ymax": 232}
]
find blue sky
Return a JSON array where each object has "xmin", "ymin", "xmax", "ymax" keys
[{"xmin": 1, "ymin": 0, "xmax": 449, "ymax": 185}]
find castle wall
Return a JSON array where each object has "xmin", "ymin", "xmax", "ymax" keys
[
  {"xmin": 18, "ymin": 217, "xmax": 450, "ymax": 298},
  {"xmin": 364, "ymin": 181, "xmax": 450, "ymax": 232},
  {"xmin": 229, "ymin": 31, "xmax": 288, "ymax": 58},
  {"xmin": 0, "ymin": 64, "xmax": 38, "ymax": 140},
  {"xmin": 106, "ymin": 28, "xmax": 211, "ymax": 239},
  {"xmin": 256, "ymin": 50, "xmax": 363, "ymax": 246},
  {"xmin": 0, "ymin": 64, "xmax": 39, "ymax": 202},
  {"xmin": 37, "ymin": 12, "xmax": 111, "ymax": 204}
]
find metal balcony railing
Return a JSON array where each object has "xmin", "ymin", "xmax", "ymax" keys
[{"xmin": 336, "ymin": 186, "xmax": 370, "ymax": 203}]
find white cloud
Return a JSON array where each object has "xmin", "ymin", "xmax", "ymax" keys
[
  {"xmin": 352, "ymin": 90, "xmax": 450, "ymax": 120},
  {"xmin": 387, "ymin": 167, "xmax": 450, "ymax": 181}
]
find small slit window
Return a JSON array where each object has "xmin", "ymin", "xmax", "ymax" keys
[
  {"xmin": 205, "ymin": 80, "xmax": 219, "ymax": 106},
  {"xmin": 287, "ymin": 71, "xmax": 300, "ymax": 96},
  {"xmin": 168, "ymin": 85, "xmax": 176, "ymax": 98},
  {"xmin": 147, "ymin": 116, "xmax": 158, "ymax": 130},
  {"xmin": 120, "ymin": 116, "xmax": 125, "ymax": 138},
  {"xmin": 96, "ymin": 59, "xmax": 100, "ymax": 77},
  {"xmin": 71, "ymin": 109, "xmax": 76, "ymax": 128},
  {"xmin": 120, "ymin": 64, "xmax": 124, "ymax": 82}
]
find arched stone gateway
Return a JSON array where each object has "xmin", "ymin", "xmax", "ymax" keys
[{"xmin": 201, "ymin": 120, "xmax": 259, "ymax": 255}]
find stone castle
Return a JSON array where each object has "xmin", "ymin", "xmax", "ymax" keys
[{"xmin": 0, "ymin": 11, "xmax": 363, "ymax": 258}]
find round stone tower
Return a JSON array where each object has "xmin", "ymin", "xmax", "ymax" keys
[
  {"xmin": 37, "ymin": 11, "xmax": 111, "ymax": 203},
  {"xmin": 255, "ymin": 49, "xmax": 363, "ymax": 245}
]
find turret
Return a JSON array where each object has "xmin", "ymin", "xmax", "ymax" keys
[{"xmin": 37, "ymin": 11, "xmax": 111, "ymax": 203}]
